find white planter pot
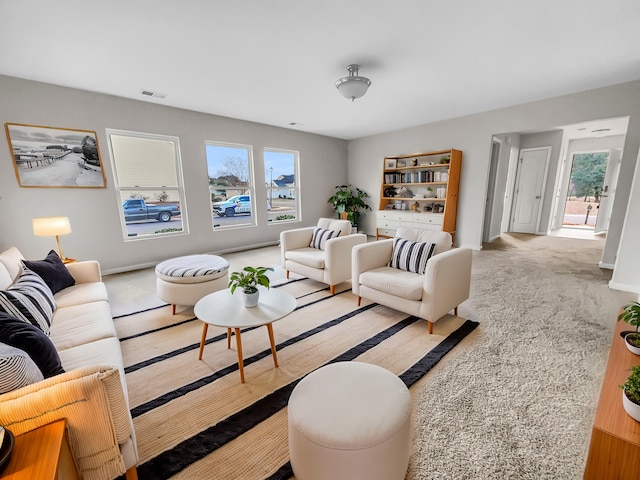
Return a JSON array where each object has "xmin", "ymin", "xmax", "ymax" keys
[
  {"xmin": 624, "ymin": 333, "xmax": 640, "ymax": 355},
  {"xmin": 622, "ymin": 390, "xmax": 640, "ymax": 422},
  {"xmin": 242, "ymin": 289, "xmax": 260, "ymax": 308}
]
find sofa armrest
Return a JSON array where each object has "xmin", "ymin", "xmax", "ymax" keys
[
  {"xmin": 324, "ymin": 233, "xmax": 367, "ymax": 285},
  {"xmin": 421, "ymin": 248, "xmax": 472, "ymax": 322},
  {"xmin": 280, "ymin": 227, "xmax": 315, "ymax": 266},
  {"xmin": 66, "ymin": 260, "xmax": 102, "ymax": 284},
  {"xmin": 0, "ymin": 365, "xmax": 134, "ymax": 480},
  {"xmin": 351, "ymin": 239, "xmax": 394, "ymax": 295}
]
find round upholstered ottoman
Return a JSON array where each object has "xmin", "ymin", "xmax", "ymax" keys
[
  {"xmin": 155, "ymin": 254, "xmax": 229, "ymax": 315},
  {"xmin": 288, "ymin": 361, "xmax": 412, "ymax": 480}
]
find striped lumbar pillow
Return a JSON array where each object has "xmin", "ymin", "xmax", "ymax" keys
[
  {"xmin": 310, "ymin": 227, "xmax": 341, "ymax": 250},
  {"xmin": 0, "ymin": 267, "xmax": 56, "ymax": 335},
  {"xmin": 389, "ymin": 237, "xmax": 436, "ymax": 274},
  {"xmin": 0, "ymin": 342, "xmax": 44, "ymax": 394}
]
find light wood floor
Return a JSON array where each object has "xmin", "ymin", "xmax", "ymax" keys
[{"xmin": 104, "ymin": 245, "xmax": 283, "ymax": 317}]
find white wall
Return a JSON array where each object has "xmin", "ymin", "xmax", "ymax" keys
[
  {"xmin": 0, "ymin": 75, "xmax": 348, "ymax": 273},
  {"xmin": 347, "ymin": 80, "xmax": 640, "ymax": 272}
]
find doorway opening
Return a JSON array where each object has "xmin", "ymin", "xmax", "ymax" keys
[{"xmin": 562, "ymin": 151, "xmax": 609, "ymax": 232}]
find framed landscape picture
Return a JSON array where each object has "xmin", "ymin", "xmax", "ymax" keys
[{"xmin": 4, "ymin": 122, "xmax": 107, "ymax": 188}]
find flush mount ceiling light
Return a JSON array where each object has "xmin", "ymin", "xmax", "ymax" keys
[{"xmin": 335, "ymin": 64, "xmax": 371, "ymax": 101}]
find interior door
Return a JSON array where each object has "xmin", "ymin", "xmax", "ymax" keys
[
  {"xmin": 510, "ymin": 147, "xmax": 550, "ymax": 234},
  {"xmin": 594, "ymin": 148, "xmax": 622, "ymax": 234}
]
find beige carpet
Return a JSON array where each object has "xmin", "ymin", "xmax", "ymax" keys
[
  {"xmin": 406, "ymin": 233, "xmax": 635, "ymax": 479},
  {"xmin": 115, "ymin": 274, "xmax": 477, "ymax": 479}
]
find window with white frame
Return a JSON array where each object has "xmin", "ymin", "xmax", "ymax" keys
[
  {"xmin": 206, "ymin": 142, "xmax": 256, "ymax": 229},
  {"xmin": 265, "ymin": 148, "xmax": 299, "ymax": 222},
  {"xmin": 106, "ymin": 129, "xmax": 187, "ymax": 239}
]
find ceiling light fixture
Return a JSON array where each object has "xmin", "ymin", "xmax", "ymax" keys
[{"xmin": 335, "ymin": 64, "xmax": 371, "ymax": 101}]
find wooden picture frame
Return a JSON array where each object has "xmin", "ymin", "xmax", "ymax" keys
[
  {"xmin": 5, "ymin": 122, "xmax": 107, "ymax": 188},
  {"xmin": 384, "ymin": 158, "xmax": 397, "ymax": 169}
]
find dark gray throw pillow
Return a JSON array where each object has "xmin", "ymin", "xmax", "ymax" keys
[
  {"xmin": 0, "ymin": 312, "xmax": 64, "ymax": 378},
  {"xmin": 22, "ymin": 250, "xmax": 75, "ymax": 294}
]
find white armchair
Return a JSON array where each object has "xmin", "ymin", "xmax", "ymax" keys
[
  {"xmin": 352, "ymin": 227, "xmax": 472, "ymax": 334},
  {"xmin": 281, "ymin": 218, "xmax": 367, "ymax": 294}
]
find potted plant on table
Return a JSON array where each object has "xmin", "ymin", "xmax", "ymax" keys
[
  {"xmin": 617, "ymin": 301, "xmax": 640, "ymax": 355},
  {"xmin": 327, "ymin": 185, "xmax": 371, "ymax": 231},
  {"xmin": 228, "ymin": 266, "xmax": 274, "ymax": 308},
  {"xmin": 621, "ymin": 365, "xmax": 640, "ymax": 422}
]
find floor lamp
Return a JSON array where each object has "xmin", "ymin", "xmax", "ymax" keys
[{"xmin": 32, "ymin": 216, "xmax": 74, "ymax": 263}]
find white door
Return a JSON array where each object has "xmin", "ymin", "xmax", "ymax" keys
[
  {"xmin": 595, "ymin": 148, "xmax": 622, "ymax": 234},
  {"xmin": 510, "ymin": 147, "xmax": 551, "ymax": 234}
]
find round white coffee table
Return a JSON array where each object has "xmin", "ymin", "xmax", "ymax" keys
[{"xmin": 194, "ymin": 287, "xmax": 296, "ymax": 383}]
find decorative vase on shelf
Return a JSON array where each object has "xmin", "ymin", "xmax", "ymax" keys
[
  {"xmin": 624, "ymin": 333, "xmax": 640, "ymax": 355},
  {"xmin": 622, "ymin": 390, "xmax": 640, "ymax": 422}
]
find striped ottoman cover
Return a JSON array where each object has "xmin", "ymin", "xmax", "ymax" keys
[{"xmin": 155, "ymin": 255, "xmax": 229, "ymax": 284}]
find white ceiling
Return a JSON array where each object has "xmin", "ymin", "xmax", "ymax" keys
[{"xmin": 1, "ymin": 1, "xmax": 640, "ymax": 140}]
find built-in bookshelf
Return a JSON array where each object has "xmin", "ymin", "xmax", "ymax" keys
[{"xmin": 377, "ymin": 149, "xmax": 462, "ymax": 239}]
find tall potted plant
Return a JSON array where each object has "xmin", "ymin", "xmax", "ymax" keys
[
  {"xmin": 228, "ymin": 266, "xmax": 273, "ymax": 307},
  {"xmin": 618, "ymin": 301, "xmax": 640, "ymax": 355},
  {"xmin": 327, "ymin": 185, "xmax": 371, "ymax": 229}
]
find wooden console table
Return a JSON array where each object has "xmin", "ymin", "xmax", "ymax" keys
[
  {"xmin": 584, "ymin": 319, "xmax": 640, "ymax": 479},
  {"xmin": 1, "ymin": 419, "xmax": 78, "ymax": 480}
]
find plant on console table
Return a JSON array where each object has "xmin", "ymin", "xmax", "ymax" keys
[
  {"xmin": 620, "ymin": 365, "xmax": 640, "ymax": 422},
  {"xmin": 327, "ymin": 184, "xmax": 371, "ymax": 229},
  {"xmin": 228, "ymin": 266, "xmax": 274, "ymax": 308},
  {"xmin": 618, "ymin": 301, "xmax": 640, "ymax": 355}
]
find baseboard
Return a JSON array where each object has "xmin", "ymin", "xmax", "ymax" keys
[
  {"xmin": 599, "ymin": 261, "xmax": 615, "ymax": 270},
  {"xmin": 608, "ymin": 280, "xmax": 640, "ymax": 294},
  {"xmin": 102, "ymin": 240, "xmax": 280, "ymax": 276}
]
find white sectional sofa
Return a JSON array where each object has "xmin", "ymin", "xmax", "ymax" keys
[{"xmin": 0, "ymin": 247, "xmax": 138, "ymax": 480}]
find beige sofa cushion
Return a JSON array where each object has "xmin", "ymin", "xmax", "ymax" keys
[
  {"xmin": 54, "ymin": 282, "xmax": 109, "ymax": 308},
  {"xmin": 49, "ymin": 301, "xmax": 116, "ymax": 351}
]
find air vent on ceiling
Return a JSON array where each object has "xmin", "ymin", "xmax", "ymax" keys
[{"xmin": 140, "ymin": 89, "xmax": 167, "ymax": 99}]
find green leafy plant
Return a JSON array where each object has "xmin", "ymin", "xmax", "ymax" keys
[
  {"xmin": 228, "ymin": 266, "xmax": 273, "ymax": 294},
  {"xmin": 327, "ymin": 185, "xmax": 371, "ymax": 226},
  {"xmin": 275, "ymin": 214, "xmax": 296, "ymax": 220},
  {"xmin": 618, "ymin": 301, "xmax": 640, "ymax": 332},
  {"xmin": 621, "ymin": 365, "xmax": 640, "ymax": 405}
]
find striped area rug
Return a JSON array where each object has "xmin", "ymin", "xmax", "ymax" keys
[{"xmin": 115, "ymin": 276, "xmax": 478, "ymax": 479}]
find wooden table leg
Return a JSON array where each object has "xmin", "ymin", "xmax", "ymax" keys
[
  {"xmin": 198, "ymin": 323, "xmax": 209, "ymax": 360},
  {"xmin": 227, "ymin": 327, "xmax": 232, "ymax": 349},
  {"xmin": 266, "ymin": 323, "xmax": 278, "ymax": 368},
  {"xmin": 234, "ymin": 327, "xmax": 245, "ymax": 383}
]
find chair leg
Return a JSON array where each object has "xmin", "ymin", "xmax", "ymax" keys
[
  {"xmin": 427, "ymin": 321, "xmax": 433, "ymax": 334},
  {"xmin": 454, "ymin": 306, "xmax": 458, "ymax": 316},
  {"xmin": 286, "ymin": 270, "xmax": 290, "ymax": 279},
  {"xmin": 330, "ymin": 285, "xmax": 335, "ymax": 295},
  {"xmin": 125, "ymin": 466, "xmax": 138, "ymax": 480},
  {"xmin": 357, "ymin": 296, "xmax": 361, "ymax": 307},
  {"xmin": 172, "ymin": 304, "xmax": 176, "ymax": 315}
]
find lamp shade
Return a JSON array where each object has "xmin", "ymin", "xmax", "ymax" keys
[
  {"xmin": 335, "ymin": 64, "xmax": 371, "ymax": 101},
  {"xmin": 32, "ymin": 217, "xmax": 72, "ymax": 237}
]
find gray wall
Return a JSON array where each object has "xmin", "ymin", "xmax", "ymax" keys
[
  {"xmin": 347, "ymin": 79, "xmax": 640, "ymax": 273},
  {"xmin": 0, "ymin": 75, "xmax": 348, "ymax": 273}
]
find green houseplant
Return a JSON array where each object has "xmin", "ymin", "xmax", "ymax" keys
[
  {"xmin": 620, "ymin": 365, "xmax": 640, "ymax": 422},
  {"xmin": 327, "ymin": 185, "xmax": 371, "ymax": 227},
  {"xmin": 228, "ymin": 266, "xmax": 274, "ymax": 307},
  {"xmin": 618, "ymin": 301, "xmax": 640, "ymax": 354}
]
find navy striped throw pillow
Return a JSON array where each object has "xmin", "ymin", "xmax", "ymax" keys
[
  {"xmin": 310, "ymin": 227, "xmax": 341, "ymax": 250},
  {"xmin": 389, "ymin": 237, "xmax": 436, "ymax": 274},
  {"xmin": 0, "ymin": 267, "xmax": 56, "ymax": 335}
]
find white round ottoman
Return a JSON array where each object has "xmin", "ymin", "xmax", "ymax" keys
[
  {"xmin": 288, "ymin": 361, "xmax": 412, "ymax": 480},
  {"xmin": 155, "ymin": 254, "xmax": 229, "ymax": 315}
]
